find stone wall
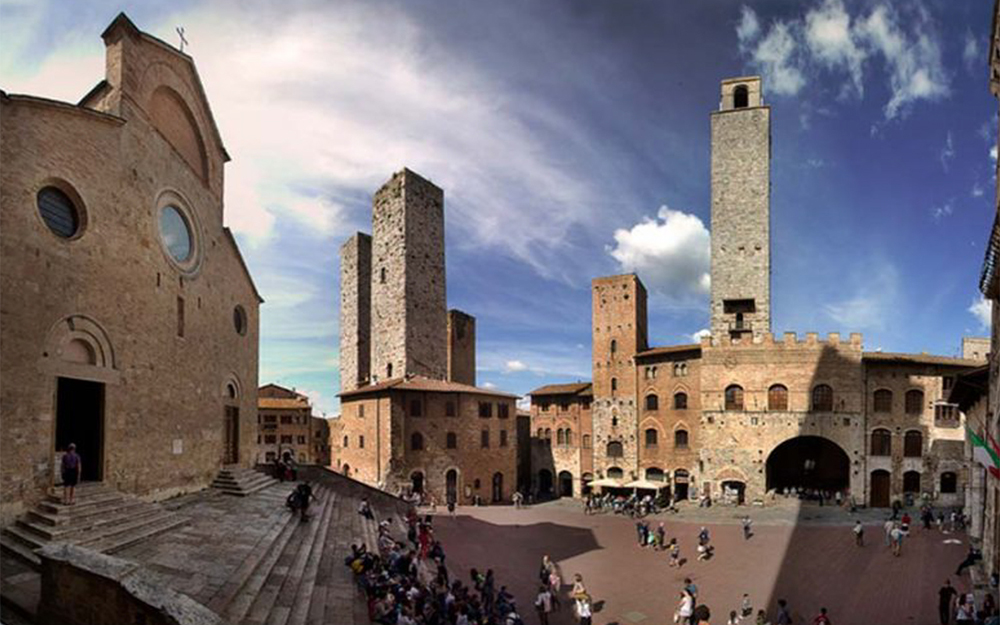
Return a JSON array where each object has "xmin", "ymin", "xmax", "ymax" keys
[
  {"xmin": 339, "ymin": 233, "xmax": 371, "ymax": 392},
  {"xmin": 37, "ymin": 544, "xmax": 222, "ymax": 625},
  {"xmin": 529, "ymin": 393, "xmax": 592, "ymax": 496},
  {"xmin": 0, "ymin": 15, "xmax": 260, "ymax": 525},
  {"xmin": 710, "ymin": 76, "xmax": 771, "ymax": 340},
  {"xmin": 447, "ymin": 309, "xmax": 476, "ymax": 386},
  {"xmin": 370, "ymin": 169, "xmax": 447, "ymax": 382}
]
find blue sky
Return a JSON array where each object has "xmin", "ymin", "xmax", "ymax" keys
[{"xmin": 2, "ymin": 0, "xmax": 996, "ymax": 416}]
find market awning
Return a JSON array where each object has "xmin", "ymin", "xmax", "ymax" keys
[
  {"xmin": 588, "ymin": 478, "xmax": 624, "ymax": 488},
  {"xmin": 624, "ymin": 479, "xmax": 665, "ymax": 490}
]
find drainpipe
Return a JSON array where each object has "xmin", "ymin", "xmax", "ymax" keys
[{"xmin": 376, "ymin": 396, "xmax": 382, "ymax": 483}]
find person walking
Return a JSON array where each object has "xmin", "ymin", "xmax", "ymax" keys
[
  {"xmin": 891, "ymin": 524, "xmax": 904, "ymax": 557},
  {"xmin": 684, "ymin": 578, "xmax": 698, "ymax": 604},
  {"xmin": 853, "ymin": 520, "xmax": 864, "ymax": 547},
  {"xmin": 669, "ymin": 539, "xmax": 681, "ymax": 567},
  {"xmin": 535, "ymin": 586, "xmax": 552, "ymax": 625},
  {"xmin": 955, "ymin": 594, "xmax": 975, "ymax": 625},
  {"xmin": 675, "ymin": 590, "xmax": 694, "ymax": 625},
  {"xmin": 938, "ymin": 579, "xmax": 958, "ymax": 625},
  {"xmin": 742, "ymin": 516, "xmax": 753, "ymax": 540},
  {"xmin": 884, "ymin": 518, "xmax": 895, "ymax": 547},
  {"xmin": 813, "ymin": 607, "xmax": 831, "ymax": 624},
  {"xmin": 61, "ymin": 443, "xmax": 82, "ymax": 505},
  {"xmin": 575, "ymin": 593, "xmax": 593, "ymax": 625},
  {"xmin": 775, "ymin": 599, "xmax": 792, "ymax": 625},
  {"xmin": 741, "ymin": 593, "xmax": 753, "ymax": 619}
]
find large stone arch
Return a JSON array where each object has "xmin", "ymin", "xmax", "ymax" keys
[
  {"xmin": 41, "ymin": 314, "xmax": 120, "ymax": 384},
  {"xmin": 148, "ymin": 85, "xmax": 208, "ymax": 180},
  {"xmin": 765, "ymin": 435, "xmax": 850, "ymax": 492}
]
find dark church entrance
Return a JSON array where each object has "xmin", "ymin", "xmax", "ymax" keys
[
  {"xmin": 55, "ymin": 377, "xmax": 104, "ymax": 482},
  {"xmin": 223, "ymin": 405, "xmax": 240, "ymax": 464},
  {"xmin": 765, "ymin": 436, "xmax": 849, "ymax": 492}
]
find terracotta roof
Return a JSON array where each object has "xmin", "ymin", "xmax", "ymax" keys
[
  {"xmin": 258, "ymin": 397, "xmax": 310, "ymax": 409},
  {"xmin": 339, "ymin": 375, "xmax": 518, "ymax": 399},
  {"xmin": 527, "ymin": 382, "xmax": 592, "ymax": 396},
  {"xmin": 862, "ymin": 352, "xmax": 984, "ymax": 367},
  {"xmin": 635, "ymin": 344, "xmax": 702, "ymax": 358}
]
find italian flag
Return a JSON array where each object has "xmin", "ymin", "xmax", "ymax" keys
[{"xmin": 969, "ymin": 425, "xmax": 1000, "ymax": 479}]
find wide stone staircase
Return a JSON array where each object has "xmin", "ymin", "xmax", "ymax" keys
[
  {"xmin": 0, "ymin": 482, "xmax": 187, "ymax": 567},
  {"xmin": 211, "ymin": 466, "xmax": 281, "ymax": 496},
  {"xmin": 200, "ymin": 481, "xmax": 407, "ymax": 625}
]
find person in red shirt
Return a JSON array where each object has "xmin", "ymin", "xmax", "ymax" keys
[{"xmin": 813, "ymin": 607, "xmax": 831, "ymax": 624}]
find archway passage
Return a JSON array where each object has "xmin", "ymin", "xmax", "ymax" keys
[
  {"xmin": 446, "ymin": 469, "xmax": 458, "ymax": 504},
  {"xmin": 56, "ymin": 377, "xmax": 104, "ymax": 482},
  {"xmin": 538, "ymin": 470, "xmax": 553, "ymax": 497},
  {"xmin": 558, "ymin": 471, "xmax": 573, "ymax": 498},
  {"xmin": 765, "ymin": 436, "xmax": 849, "ymax": 492}
]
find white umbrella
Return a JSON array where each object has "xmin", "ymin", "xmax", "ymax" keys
[
  {"xmin": 588, "ymin": 477, "xmax": 623, "ymax": 489},
  {"xmin": 624, "ymin": 479, "xmax": 664, "ymax": 490}
]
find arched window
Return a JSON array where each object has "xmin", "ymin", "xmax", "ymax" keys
[
  {"xmin": 557, "ymin": 429, "xmax": 566, "ymax": 445},
  {"xmin": 611, "ymin": 378, "xmax": 618, "ymax": 394},
  {"xmin": 940, "ymin": 472, "xmax": 957, "ymax": 494},
  {"xmin": 536, "ymin": 428, "xmax": 543, "ymax": 438},
  {"xmin": 675, "ymin": 429, "xmax": 689, "ymax": 448},
  {"xmin": 674, "ymin": 392, "xmax": 688, "ymax": 410},
  {"xmin": 646, "ymin": 468, "xmax": 665, "ymax": 482},
  {"xmin": 343, "ymin": 435, "xmax": 349, "ymax": 448},
  {"xmin": 583, "ymin": 434, "xmax": 592, "ymax": 449},
  {"xmin": 566, "ymin": 429, "xmax": 573, "ymax": 446},
  {"xmin": 607, "ymin": 467, "xmax": 624, "ymax": 479},
  {"xmin": 904, "ymin": 430, "xmax": 922, "ymax": 457},
  {"xmin": 386, "ymin": 363, "xmax": 393, "ymax": 378},
  {"xmin": 812, "ymin": 384, "xmax": 833, "ymax": 412},
  {"xmin": 446, "ymin": 432, "xmax": 457, "ymax": 449},
  {"xmin": 768, "ymin": 384, "xmax": 788, "ymax": 411},
  {"xmin": 645, "ymin": 394, "xmax": 659, "ymax": 411},
  {"xmin": 870, "ymin": 428, "xmax": 891, "ymax": 456},
  {"xmin": 725, "ymin": 385, "xmax": 744, "ymax": 411},
  {"xmin": 610, "ymin": 339, "xmax": 617, "ymax": 354},
  {"xmin": 905, "ymin": 390, "xmax": 924, "ymax": 415},
  {"xmin": 606, "ymin": 441, "xmax": 624, "ymax": 458},
  {"xmin": 411, "ymin": 432, "xmax": 424, "ymax": 451},
  {"xmin": 734, "ymin": 84, "xmax": 749, "ymax": 108},
  {"xmin": 544, "ymin": 428, "xmax": 552, "ymax": 441},
  {"xmin": 903, "ymin": 470, "xmax": 921, "ymax": 493},
  {"xmin": 874, "ymin": 389, "xmax": 893, "ymax": 413},
  {"xmin": 645, "ymin": 428, "xmax": 658, "ymax": 447}
]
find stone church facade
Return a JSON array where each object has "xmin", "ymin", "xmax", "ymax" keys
[
  {"xmin": 531, "ymin": 77, "xmax": 982, "ymax": 507},
  {"xmin": 332, "ymin": 169, "xmax": 517, "ymax": 505},
  {"xmin": 0, "ymin": 14, "xmax": 262, "ymax": 525}
]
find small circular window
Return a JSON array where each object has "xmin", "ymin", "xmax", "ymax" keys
[
  {"xmin": 37, "ymin": 186, "xmax": 80, "ymax": 238},
  {"xmin": 233, "ymin": 305, "xmax": 247, "ymax": 336},
  {"xmin": 159, "ymin": 205, "xmax": 192, "ymax": 262}
]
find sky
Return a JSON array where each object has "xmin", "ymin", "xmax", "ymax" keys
[{"xmin": 2, "ymin": 0, "xmax": 996, "ymax": 417}]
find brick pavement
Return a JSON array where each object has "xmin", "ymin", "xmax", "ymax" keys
[{"xmin": 432, "ymin": 501, "xmax": 973, "ymax": 625}]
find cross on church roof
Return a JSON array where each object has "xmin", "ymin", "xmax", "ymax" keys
[{"xmin": 176, "ymin": 26, "xmax": 188, "ymax": 53}]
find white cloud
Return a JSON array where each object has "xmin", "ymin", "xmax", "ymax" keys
[
  {"xmin": 482, "ymin": 381, "xmax": 497, "ymax": 389},
  {"xmin": 992, "ymin": 145, "xmax": 998, "ymax": 164},
  {"xmin": 804, "ymin": 0, "xmax": 865, "ymax": 96},
  {"xmin": 964, "ymin": 29, "xmax": 981, "ymax": 73},
  {"xmin": 939, "ymin": 131, "xmax": 954, "ymax": 171},
  {"xmin": 972, "ymin": 181, "xmax": 985, "ymax": 198},
  {"xmin": 608, "ymin": 205, "xmax": 711, "ymax": 300},
  {"xmin": 736, "ymin": 6, "xmax": 760, "ymax": 52},
  {"xmin": 690, "ymin": 328, "xmax": 711, "ymax": 343},
  {"xmin": 970, "ymin": 294, "xmax": 992, "ymax": 330},
  {"xmin": 858, "ymin": 5, "xmax": 949, "ymax": 120},
  {"xmin": 753, "ymin": 21, "xmax": 806, "ymax": 96},
  {"xmin": 931, "ymin": 201, "xmax": 953, "ymax": 220},
  {"xmin": 504, "ymin": 360, "xmax": 529, "ymax": 373},
  {"xmin": 823, "ymin": 262, "xmax": 899, "ymax": 330}
]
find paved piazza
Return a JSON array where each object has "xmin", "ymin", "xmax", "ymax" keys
[{"xmin": 432, "ymin": 500, "xmax": 971, "ymax": 625}]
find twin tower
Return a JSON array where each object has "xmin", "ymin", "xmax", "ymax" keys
[{"xmin": 339, "ymin": 169, "xmax": 475, "ymax": 393}]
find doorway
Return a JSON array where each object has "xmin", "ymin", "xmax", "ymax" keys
[
  {"xmin": 721, "ymin": 480, "xmax": 746, "ymax": 505},
  {"xmin": 674, "ymin": 469, "xmax": 690, "ymax": 501},
  {"xmin": 538, "ymin": 469, "xmax": 553, "ymax": 497},
  {"xmin": 446, "ymin": 469, "xmax": 458, "ymax": 504},
  {"xmin": 55, "ymin": 377, "xmax": 104, "ymax": 482},
  {"xmin": 492, "ymin": 472, "xmax": 503, "ymax": 503},
  {"xmin": 411, "ymin": 471, "xmax": 424, "ymax": 494},
  {"xmin": 558, "ymin": 471, "xmax": 573, "ymax": 498},
  {"xmin": 223, "ymin": 405, "xmax": 240, "ymax": 465},
  {"xmin": 765, "ymin": 436, "xmax": 850, "ymax": 492},
  {"xmin": 870, "ymin": 470, "xmax": 891, "ymax": 507}
]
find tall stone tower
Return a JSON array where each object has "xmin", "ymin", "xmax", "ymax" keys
[
  {"xmin": 447, "ymin": 309, "xmax": 476, "ymax": 386},
  {"xmin": 710, "ymin": 76, "xmax": 771, "ymax": 341},
  {"xmin": 370, "ymin": 169, "xmax": 447, "ymax": 381},
  {"xmin": 339, "ymin": 233, "xmax": 372, "ymax": 392},
  {"xmin": 591, "ymin": 274, "xmax": 648, "ymax": 480}
]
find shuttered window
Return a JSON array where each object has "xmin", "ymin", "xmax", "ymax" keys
[{"xmin": 37, "ymin": 187, "xmax": 79, "ymax": 238}]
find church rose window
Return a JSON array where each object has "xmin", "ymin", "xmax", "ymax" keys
[
  {"xmin": 37, "ymin": 186, "xmax": 81, "ymax": 238},
  {"xmin": 160, "ymin": 205, "xmax": 193, "ymax": 262}
]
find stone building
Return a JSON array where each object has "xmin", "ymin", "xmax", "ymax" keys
[
  {"xmin": 333, "ymin": 169, "xmax": 518, "ymax": 504},
  {"xmin": 256, "ymin": 384, "xmax": 329, "ymax": 465},
  {"xmin": 527, "ymin": 382, "xmax": 593, "ymax": 497},
  {"xmin": 0, "ymin": 13, "xmax": 261, "ymax": 526},
  {"xmin": 530, "ymin": 76, "xmax": 984, "ymax": 507}
]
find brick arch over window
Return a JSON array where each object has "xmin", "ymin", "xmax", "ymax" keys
[
  {"xmin": 42, "ymin": 314, "xmax": 120, "ymax": 384},
  {"xmin": 674, "ymin": 429, "xmax": 689, "ymax": 448},
  {"xmin": 903, "ymin": 430, "xmax": 923, "ymax": 457},
  {"xmin": 148, "ymin": 85, "xmax": 208, "ymax": 180},
  {"xmin": 905, "ymin": 389, "xmax": 925, "ymax": 415},
  {"xmin": 674, "ymin": 391, "xmax": 688, "ymax": 410},
  {"xmin": 870, "ymin": 428, "xmax": 891, "ymax": 456},
  {"xmin": 811, "ymin": 384, "xmax": 833, "ymax": 412},
  {"xmin": 768, "ymin": 384, "xmax": 788, "ymax": 411},
  {"xmin": 645, "ymin": 393, "xmax": 659, "ymax": 411},
  {"xmin": 606, "ymin": 441, "xmax": 624, "ymax": 458},
  {"xmin": 725, "ymin": 385, "xmax": 744, "ymax": 411},
  {"xmin": 873, "ymin": 389, "xmax": 893, "ymax": 413},
  {"xmin": 644, "ymin": 428, "xmax": 658, "ymax": 447}
]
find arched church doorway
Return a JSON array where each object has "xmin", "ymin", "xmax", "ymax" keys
[
  {"xmin": 55, "ymin": 377, "xmax": 105, "ymax": 483},
  {"xmin": 558, "ymin": 471, "xmax": 573, "ymax": 498},
  {"xmin": 538, "ymin": 469, "xmax": 553, "ymax": 497},
  {"xmin": 765, "ymin": 436, "xmax": 850, "ymax": 493}
]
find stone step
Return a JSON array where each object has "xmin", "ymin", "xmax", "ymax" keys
[
  {"xmin": 25, "ymin": 497, "xmax": 148, "ymax": 527},
  {"xmin": 0, "ymin": 533, "xmax": 41, "ymax": 568},
  {"xmin": 80, "ymin": 512, "xmax": 188, "ymax": 554},
  {"xmin": 207, "ymin": 493, "xmax": 308, "ymax": 617},
  {"xmin": 285, "ymin": 489, "xmax": 337, "ymax": 625},
  {"xmin": 317, "ymin": 497, "xmax": 361, "ymax": 625},
  {"xmin": 219, "ymin": 486, "xmax": 327, "ymax": 625},
  {"xmin": 212, "ymin": 467, "xmax": 280, "ymax": 497},
  {"xmin": 254, "ymin": 490, "xmax": 334, "ymax": 625},
  {"xmin": 2, "ymin": 525, "xmax": 47, "ymax": 552},
  {"xmin": 38, "ymin": 491, "xmax": 129, "ymax": 515},
  {"xmin": 18, "ymin": 503, "xmax": 160, "ymax": 540}
]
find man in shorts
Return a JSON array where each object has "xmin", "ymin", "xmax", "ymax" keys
[{"xmin": 61, "ymin": 443, "xmax": 82, "ymax": 505}]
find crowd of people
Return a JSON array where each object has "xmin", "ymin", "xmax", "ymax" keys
[
  {"xmin": 582, "ymin": 491, "xmax": 675, "ymax": 517},
  {"xmin": 345, "ymin": 500, "xmax": 529, "ymax": 624}
]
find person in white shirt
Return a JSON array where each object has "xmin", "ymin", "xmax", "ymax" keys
[
  {"xmin": 575, "ymin": 595, "xmax": 593, "ymax": 625},
  {"xmin": 535, "ymin": 586, "xmax": 552, "ymax": 625}
]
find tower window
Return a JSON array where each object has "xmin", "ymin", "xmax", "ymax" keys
[
  {"xmin": 610, "ymin": 339, "xmax": 617, "ymax": 354},
  {"xmin": 734, "ymin": 84, "xmax": 749, "ymax": 108},
  {"xmin": 611, "ymin": 378, "xmax": 617, "ymax": 394},
  {"xmin": 387, "ymin": 363, "xmax": 393, "ymax": 378},
  {"xmin": 380, "ymin": 267, "xmax": 386, "ymax": 284}
]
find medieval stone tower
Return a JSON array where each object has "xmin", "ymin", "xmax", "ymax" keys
[
  {"xmin": 591, "ymin": 274, "xmax": 648, "ymax": 480},
  {"xmin": 709, "ymin": 76, "xmax": 771, "ymax": 341},
  {"xmin": 339, "ymin": 233, "xmax": 372, "ymax": 392}
]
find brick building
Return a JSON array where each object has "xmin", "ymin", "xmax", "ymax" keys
[
  {"xmin": 529, "ymin": 76, "xmax": 984, "ymax": 507},
  {"xmin": 0, "ymin": 13, "xmax": 261, "ymax": 526},
  {"xmin": 333, "ymin": 169, "xmax": 518, "ymax": 504},
  {"xmin": 256, "ymin": 384, "xmax": 330, "ymax": 466}
]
